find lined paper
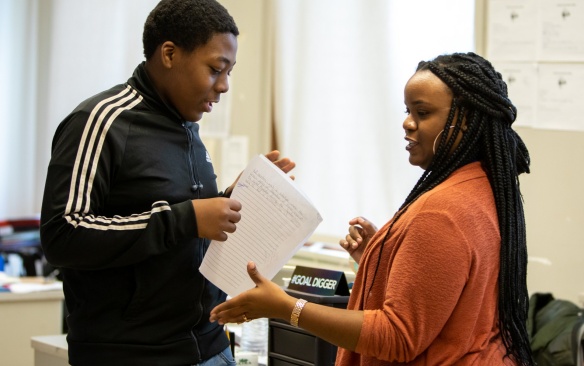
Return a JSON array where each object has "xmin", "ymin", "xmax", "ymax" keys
[{"xmin": 200, "ymin": 155, "xmax": 323, "ymax": 297}]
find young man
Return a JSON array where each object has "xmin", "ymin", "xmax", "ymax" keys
[{"xmin": 40, "ymin": 1, "xmax": 294, "ymax": 365}]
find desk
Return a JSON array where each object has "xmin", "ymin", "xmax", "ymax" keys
[
  {"xmin": 269, "ymin": 289, "xmax": 349, "ymax": 366},
  {"xmin": 30, "ymin": 334, "xmax": 270, "ymax": 366},
  {"xmin": 0, "ymin": 290, "xmax": 64, "ymax": 366},
  {"xmin": 30, "ymin": 334, "xmax": 68, "ymax": 366}
]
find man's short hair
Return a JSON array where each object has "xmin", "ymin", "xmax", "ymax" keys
[{"xmin": 143, "ymin": 0, "xmax": 239, "ymax": 59}]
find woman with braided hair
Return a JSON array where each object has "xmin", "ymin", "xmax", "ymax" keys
[{"xmin": 210, "ymin": 52, "xmax": 534, "ymax": 365}]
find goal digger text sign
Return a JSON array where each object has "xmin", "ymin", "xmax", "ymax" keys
[{"xmin": 287, "ymin": 266, "xmax": 349, "ymax": 296}]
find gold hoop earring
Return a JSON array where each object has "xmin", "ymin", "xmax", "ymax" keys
[{"xmin": 432, "ymin": 126, "xmax": 455, "ymax": 154}]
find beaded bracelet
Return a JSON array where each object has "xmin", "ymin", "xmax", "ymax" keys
[{"xmin": 290, "ymin": 299, "xmax": 307, "ymax": 327}]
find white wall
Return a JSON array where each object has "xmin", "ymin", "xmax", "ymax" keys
[
  {"xmin": 1, "ymin": 0, "xmax": 582, "ymax": 306},
  {"xmin": 226, "ymin": 1, "xmax": 584, "ymax": 306},
  {"xmin": 474, "ymin": 0, "xmax": 584, "ymax": 306},
  {"xmin": 519, "ymin": 128, "xmax": 584, "ymax": 306}
]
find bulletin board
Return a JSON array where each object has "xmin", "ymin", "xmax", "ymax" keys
[{"xmin": 483, "ymin": 0, "xmax": 584, "ymax": 131}]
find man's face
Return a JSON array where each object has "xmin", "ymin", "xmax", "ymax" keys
[{"xmin": 163, "ymin": 33, "xmax": 237, "ymax": 122}]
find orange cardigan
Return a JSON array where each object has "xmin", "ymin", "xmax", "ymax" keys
[{"xmin": 336, "ymin": 162, "xmax": 515, "ymax": 366}]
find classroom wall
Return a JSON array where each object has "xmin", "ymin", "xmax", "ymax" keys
[
  {"xmin": 518, "ymin": 127, "xmax": 584, "ymax": 305},
  {"xmin": 475, "ymin": 0, "xmax": 584, "ymax": 306},
  {"xmin": 204, "ymin": 0, "xmax": 274, "ymax": 190},
  {"xmin": 221, "ymin": 0, "xmax": 584, "ymax": 306},
  {"xmin": 4, "ymin": 1, "xmax": 578, "ymax": 305}
]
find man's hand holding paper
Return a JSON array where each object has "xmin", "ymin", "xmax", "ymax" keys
[{"xmin": 199, "ymin": 152, "xmax": 322, "ymax": 298}]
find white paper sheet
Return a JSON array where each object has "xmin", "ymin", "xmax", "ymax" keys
[
  {"xmin": 200, "ymin": 155, "xmax": 323, "ymax": 297},
  {"xmin": 539, "ymin": 0, "xmax": 584, "ymax": 62},
  {"xmin": 487, "ymin": 0, "xmax": 538, "ymax": 61},
  {"xmin": 220, "ymin": 135, "xmax": 249, "ymax": 190},
  {"xmin": 493, "ymin": 62, "xmax": 538, "ymax": 127},
  {"xmin": 536, "ymin": 63, "xmax": 584, "ymax": 131},
  {"xmin": 7, "ymin": 281, "xmax": 63, "ymax": 294}
]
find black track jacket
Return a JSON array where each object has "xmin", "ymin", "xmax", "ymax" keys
[{"xmin": 40, "ymin": 62, "xmax": 229, "ymax": 365}]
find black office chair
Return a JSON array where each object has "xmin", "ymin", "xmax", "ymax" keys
[{"xmin": 573, "ymin": 316, "xmax": 584, "ymax": 366}]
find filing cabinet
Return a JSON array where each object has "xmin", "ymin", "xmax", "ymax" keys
[{"xmin": 268, "ymin": 289, "xmax": 349, "ymax": 366}]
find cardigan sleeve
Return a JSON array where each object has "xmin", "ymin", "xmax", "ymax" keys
[{"xmin": 354, "ymin": 209, "xmax": 473, "ymax": 362}]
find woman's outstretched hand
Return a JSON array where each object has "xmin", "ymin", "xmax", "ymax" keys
[
  {"xmin": 209, "ymin": 261, "xmax": 295, "ymax": 325},
  {"xmin": 212, "ymin": 263, "xmax": 365, "ymax": 352}
]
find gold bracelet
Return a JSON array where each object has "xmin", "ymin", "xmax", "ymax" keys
[{"xmin": 290, "ymin": 299, "xmax": 307, "ymax": 327}]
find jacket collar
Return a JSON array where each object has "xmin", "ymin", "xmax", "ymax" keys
[{"xmin": 126, "ymin": 62, "xmax": 185, "ymax": 123}]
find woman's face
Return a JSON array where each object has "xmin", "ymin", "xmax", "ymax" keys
[{"xmin": 402, "ymin": 70, "xmax": 462, "ymax": 170}]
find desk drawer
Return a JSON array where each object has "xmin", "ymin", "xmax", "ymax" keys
[
  {"xmin": 267, "ymin": 288, "xmax": 349, "ymax": 366},
  {"xmin": 269, "ymin": 354, "xmax": 312, "ymax": 366},
  {"xmin": 270, "ymin": 322, "xmax": 316, "ymax": 363}
]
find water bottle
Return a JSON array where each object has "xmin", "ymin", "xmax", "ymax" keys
[{"xmin": 241, "ymin": 317, "xmax": 268, "ymax": 357}]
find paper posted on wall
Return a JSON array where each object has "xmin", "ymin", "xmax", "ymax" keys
[{"xmin": 199, "ymin": 154, "xmax": 323, "ymax": 298}]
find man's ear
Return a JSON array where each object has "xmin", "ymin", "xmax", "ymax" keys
[{"xmin": 160, "ymin": 41, "xmax": 177, "ymax": 68}]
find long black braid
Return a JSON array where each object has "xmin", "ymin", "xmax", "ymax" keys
[{"xmin": 369, "ymin": 52, "xmax": 533, "ymax": 365}]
